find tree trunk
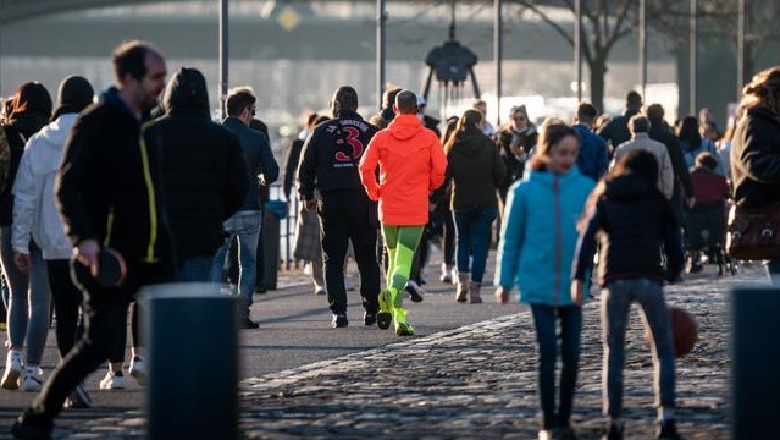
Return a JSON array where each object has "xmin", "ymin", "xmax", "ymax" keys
[{"xmin": 590, "ymin": 56, "xmax": 607, "ymax": 113}]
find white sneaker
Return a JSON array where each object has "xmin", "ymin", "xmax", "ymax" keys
[
  {"xmin": 129, "ymin": 356, "xmax": 146, "ymax": 385},
  {"xmin": 314, "ymin": 286, "xmax": 327, "ymax": 296},
  {"xmin": 538, "ymin": 429, "xmax": 554, "ymax": 440},
  {"xmin": 20, "ymin": 367, "xmax": 43, "ymax": 392},
  {"xmin": 303, "ymin": 263, "xmax": 312, "ymax": 275},
  {"xmin": 1, "ymin": 351, "xmax": 23, "ymax": 390},
  {"xmin": 99, "ymin": 371, "xmax": 126, "ymax": 390}
]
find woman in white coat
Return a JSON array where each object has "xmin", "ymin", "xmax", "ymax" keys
[{"xmin": 11, "ymin": 76, "xmax": 94, "ymax": 406}]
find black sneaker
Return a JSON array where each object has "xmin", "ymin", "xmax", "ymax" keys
[
  {"xmin": 657, "ymin": 420, "xmax": 682, "ymax": 440},
  {"xmin": 11, "ymin": 417, "xmax": 53, "ymax": 440},
  {"xmin": 239, "ymin": 318, "xmax": 259, "ymax": 330},
  {"xmin": 602, "ymin": 424, "xmax": 624, "ymax": 440},
  {"xmin": 405, "ymin": 284, "xmax": 424, "ymax": 303},
  {"xmin": 331, "ymin": 313, "xmax": 348, "ymax": 329},
  {"xmin": 364, "ymin": 312, "xmax": 377, "ymax": 326}
]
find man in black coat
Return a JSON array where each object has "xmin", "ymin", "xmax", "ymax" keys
[
  {"xmin": 13, "ymin": 40, "xmax": 169, "ymax": 439},
  {"xmin": 146, "ymin": 67, "xmax": 248, "ymax": 280},
  {"xmin": 599, "ymin": 91, "xmax": 643, "ymax": 157}
]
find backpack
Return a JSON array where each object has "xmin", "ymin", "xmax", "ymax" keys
[{"xmin": 0, "ymin": 126, "xmax": 11, "ymax": 194}]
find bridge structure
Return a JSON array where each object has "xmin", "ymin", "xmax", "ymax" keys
[{"xmin": 1, "ymin": 0, "xmax": 643, "ymax": 121}]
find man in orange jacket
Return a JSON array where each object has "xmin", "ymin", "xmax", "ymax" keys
[{"xmin": 358, "ymin": 90, "xmax": 447, "ymax": 336}]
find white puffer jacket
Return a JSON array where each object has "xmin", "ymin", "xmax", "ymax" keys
[{"xmin": 12, "ymin": 114, "xmax": 77, "ymax": 260}]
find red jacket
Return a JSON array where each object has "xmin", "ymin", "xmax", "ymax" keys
[
  {"xmin": 359, "ymin": 115, "xmax": 447, "ymax": 225},
  {"xmin": 690, "ymin": 167, "xmax": 729, "ymax": 207}
]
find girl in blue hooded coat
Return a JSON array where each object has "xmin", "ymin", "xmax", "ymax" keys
[{"xmin": 495, "ymin": 120, "xmax": 595, "ymax": 440}]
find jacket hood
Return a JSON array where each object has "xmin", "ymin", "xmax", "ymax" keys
[
  {"xmin": 451, "ymin": 130, "xmax": 485, "ymax": 157},
  {"xmin": 29, "ymin": 114, "xmax": 79, "ymax": 175},
  {"xmin": 388, "ymin": 114, "xmax": 423, "ymax": 140},
  {"xmin": 7, "ymin": 113, "xmax": 49, "ymax": 138},
  {"xmin": 99, "ymin": 87, "xmax": 145, "ymax": 122},
  {"xmin": 163, "ymin": 68, "xmax": 210, "ymax": 116},
  {"xmin": 524, "ymin": 165, "xmax": 584, "ymax": 187},
  {"xmin": 604, "ymin": 174, "xmax": 655, "ymax": 200}
]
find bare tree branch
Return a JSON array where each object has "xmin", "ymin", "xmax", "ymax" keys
[
  {"xmin": 516, "ymin": 0, "xmax": 575, "ymax": 46},
  {"xmin": 606, "ymin": 0, "xmax": 634, "ymax": 50}
]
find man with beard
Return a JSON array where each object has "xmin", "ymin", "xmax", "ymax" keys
[{"xmin": 12, "ymin": 40, "xmax": 169, "ymax": 439}]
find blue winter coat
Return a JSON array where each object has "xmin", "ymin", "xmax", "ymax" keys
[
  {"xmin": 495, "ymin": 166, "xmax": 595, "ymax": 306},
  {"xmin": 574, "ymin": 124, "xmax": 609, "ymax": 182}
]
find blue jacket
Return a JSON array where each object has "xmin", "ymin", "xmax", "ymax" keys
[
  {"xmin": 223, "ymin": 117, "xmax": 279, "ymax": 210},
  {"xmin": 574, "ymin": 124, "xmax": 609, "ymax": 182},
  {"xmin": 495, "ymin": 166, "xmax": 595, "ymax": 305}
]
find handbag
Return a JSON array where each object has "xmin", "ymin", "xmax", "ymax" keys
[{"xmin": 727, "ymin": 201, "xmax": 780, "ymax": 260}]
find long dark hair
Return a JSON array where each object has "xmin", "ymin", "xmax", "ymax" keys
[
  {"xmin": 444, "ymin": 109, "xmax": 482, "ymax": 154},
  {"xmin": 677, "ymin": 116, "xmax": 701, "ymax": 150},
  {"xmin": 578, "ymin": 149, "xmax": 659, "ymax": 231}
]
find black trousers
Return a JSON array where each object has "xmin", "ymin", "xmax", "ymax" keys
[
  {"xmin": 45, "ymin": 260, "xmax": 84, "ymax": 358},
  {"xmin": 23, "ymin": 262, "xmax": 165, "ymax": 424},
  {"xmin": 319, "ymin": 189, "xmax": 380, "ymax": 315}
]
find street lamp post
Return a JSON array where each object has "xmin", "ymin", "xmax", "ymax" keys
[
  {"xmin": 494, "ymin": 0, "xmax": 502, "ymax": 126},
  {"xmin": 219, "ymin": 0, "xmax": 228, "ymax": 120},
  {"xmin": 377, "ymin": 0, "xmax": 387, "ymax": 110},
  {"xmin": 639, "ymin": 0, "xmax": 647, "ymax": 98},
  {"xmin": 690, "ymin": 0, "xmax": 698, "ymax": 114},
  {"xmin": 737, "ymin": 0, "xmax": 745, "ymax": 100},
  {"xmin": 574, "ymin": 0, "xmax": 582, "ymax": 101}
]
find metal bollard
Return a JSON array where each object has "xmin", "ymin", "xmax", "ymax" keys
[
  {"xmin": 140, "ymin": 283, "xmax": 239, "ymax": 440},
  {"xmin": 731, "ymin": 286, "xmax": 780, "ymax": 440}
]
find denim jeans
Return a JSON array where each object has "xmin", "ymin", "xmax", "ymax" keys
[
  {"xmin": 0, "ymin": 227, "xmax": 51, "ymax": 365},
  {"xmin": 602, "ymin": 278, "xmax": 676, "ymax": 418},
  {"xmin": 766, "ymin": 259, "xmax": 780, "ymax": 285},
  {"xmin": 530, "ymin": 304, "xmax": 582, "ymax": 430},
  {"xmin": 211, "ymin": 210, "xmax": 261, "ymax": 315},
  {"xmin": 453, "ymin": 207, "xmax": 498, "ymax": 283},
  {"xmin": 178, "ymin": 257, "xmax": 216, "ymax": 282}
]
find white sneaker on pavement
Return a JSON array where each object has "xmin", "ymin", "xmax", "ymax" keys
[
  {"xmin": 1, "ymin": 351, "xmax": 23, "ymax": 390},
  {"xmin": 99, "ymin": 371, "xmax": 126, "ymax": 390},
  {"xmin": 20, "ymin": 367, "xmax": 43, "ymax": 392},
  {"xmin": 129, "ymin": 356, "xmax": 146, "ymax": 385}
]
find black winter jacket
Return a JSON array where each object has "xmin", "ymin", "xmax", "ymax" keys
[
  {"xmin": 573, "ymin": 174, "xmax": 683, "ymax": 286},
  {"xmin": 648, "ymin": 122, "xmax": 693, "ymax": 202},
  {"xmin": 147, "ymin": 69, "xmax": 248, "ymax": 260},
  {"xmin": 598, "ymin": 109, "xmax": 638, "ymax": 154},
  {"xmin": 442, "ymin": 130, "xmax": 505, "ymax": 210},
  {"xmin": 56, "ymin": 87, "xmax": 170, "ymax": 264},
  {"xmin": 297, "ymin": 110, "xmax": 377, "ymax": 199},
  {"xmin": 731, "ymin": 106, "xmax": 780, "ymax": 209},
  {"xmin": 0, "ymin": 114, "xmax": 49, "ymax": 226},
  {"xmin": 497, "ymin": 124, "xmax": 537, "ymax": 190}
]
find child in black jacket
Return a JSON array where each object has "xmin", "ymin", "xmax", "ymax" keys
[{"xmin": 572, "ymin": 149, "xmax": 684, "ymax": 440}]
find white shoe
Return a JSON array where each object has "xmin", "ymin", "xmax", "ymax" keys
[
  {"xmin": 314, "ymin": 286, "xmax": 327, "ymax": 296},
  {"xmin": 20, "ymin": 367, "xmax": 43, "ymax": 392},
  {"xmin": 538, "ymin": 429, "xmax": 554, "ymax": 440},
  {"xmin": 1, "ymin": 351, "xmax": 23, "ymax": 390},
  {"xmin": 99, "ymin": 371, "xmax": 126, "ymax": 390},
  {"xmin": 129, "ymin": 356, "xmax": 146, "ymax": 385},
  {"xmin": 440, "ymin": 264, "xmax": 453, "ymax": 283},
  {"xmin": 303, "ymin": 263, "xmax": 312, "ymax": 275}
]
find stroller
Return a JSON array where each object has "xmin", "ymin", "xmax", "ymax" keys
[{"xmin": 683, "ymin": 201, "xmax": 737, "ymax": 276}]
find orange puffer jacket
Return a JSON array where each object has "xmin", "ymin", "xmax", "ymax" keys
[{"xmin": 359, "ymin": 114, "xmax": 447, "ymax": 226}]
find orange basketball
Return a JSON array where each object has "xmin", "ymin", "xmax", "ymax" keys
[{"xmin": 670, "ymin": 306, "xmax": 698, "ymax": 357}]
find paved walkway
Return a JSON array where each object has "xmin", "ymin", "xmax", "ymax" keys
[{"xmin": 29, "ymin": 264, "xmax": 748, "ymax": 440}]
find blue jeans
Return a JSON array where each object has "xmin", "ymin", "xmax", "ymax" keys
[
  {"xmin": 766, "ymin": 259, "xmax": 780, "ymax": 285},
  {"xmin": 453, "ymin": 207, "xmax": 497, "ymax": 283},
  {"xmin": 602, "ymin": 278, "xmax": 676, "ymax": 418},
  {"xmin": 178, "ymin": 256, "xmax": 216, "ymax": 282},
  {"xmin": 211, "ymin": 210, "xmax": 261, "ymax": 314},
  {"xmin": 530, "ymin": 304, "xmax": 582, "ymax": 430}
]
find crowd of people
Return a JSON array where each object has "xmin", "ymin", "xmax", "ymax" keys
[{"xmin": 1, "ymin": 37, "xmax": 779, "ymax": 440}]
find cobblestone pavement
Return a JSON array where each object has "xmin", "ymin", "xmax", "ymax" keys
[{"xmin": 48, "ymin": 266, "xmax": 750, "ymax": 440}]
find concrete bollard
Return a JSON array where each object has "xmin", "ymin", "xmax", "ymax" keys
[
  {"xmin": 140, "ymin": 282, "xmax": 239, "ymax": 440},
  {"xmin": 731, "ymin": 286, "xmax": 780, "ymax": 440}
]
